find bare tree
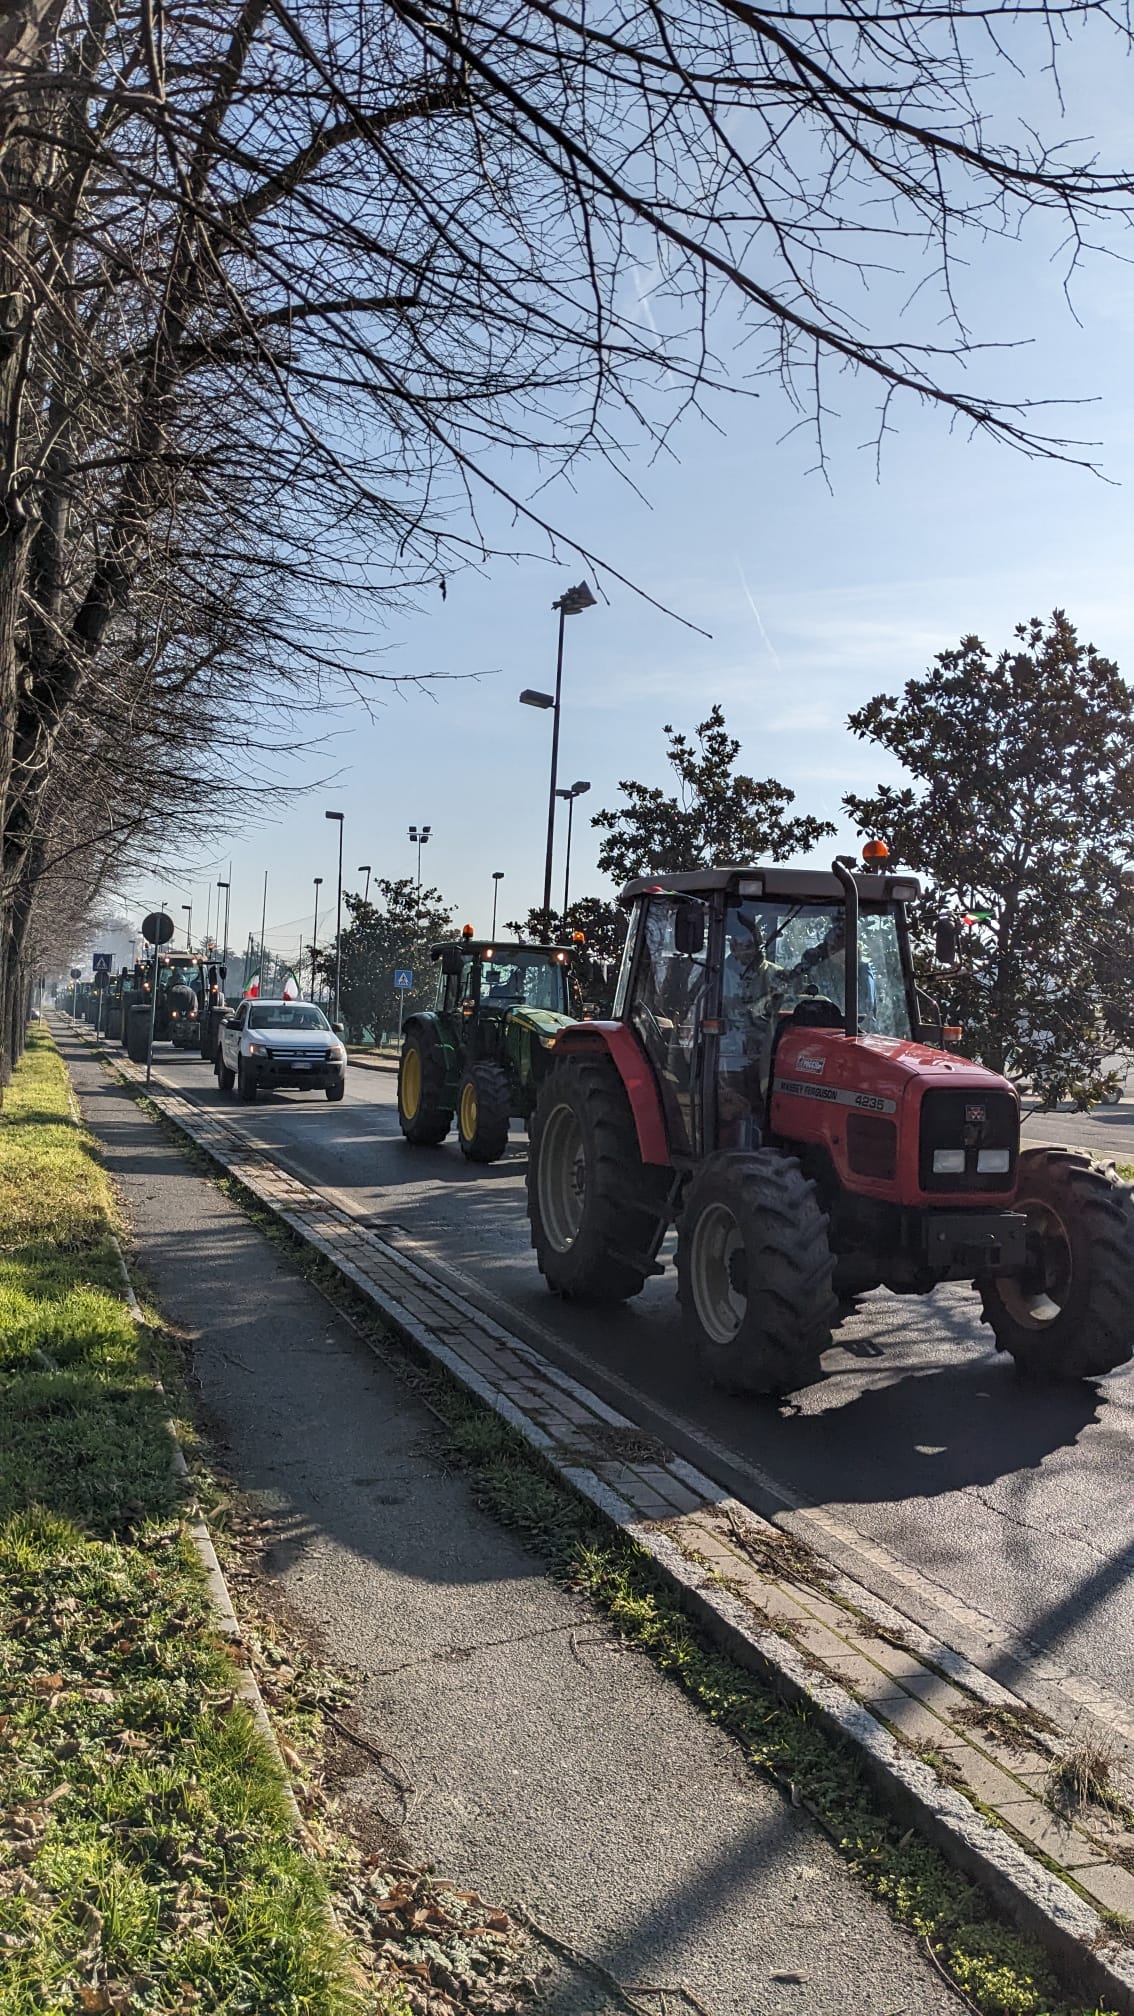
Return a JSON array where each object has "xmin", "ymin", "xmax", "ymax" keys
[{"xmin": 3, "ymin": 0, "xmax": 1134, "ymax": 1067}]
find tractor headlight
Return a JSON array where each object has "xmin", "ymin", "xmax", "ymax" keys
[
  {"xmin": 977, "ymin": 1148, "xmax": 1011, "ymax": 1174},
  {"xmin": 932, "ymin": 1148, "xmax": 966, "ymax": 1174}
]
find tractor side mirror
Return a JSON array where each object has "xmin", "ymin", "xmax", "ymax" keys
[
  {"xmin": 934, "ymin": 916, "xmax": 958, "ymax": 967},
  {"xmin": 915, "ymin": 989, "xmax": 943, "ymax": 1048},
  {"xmin": 440, "ymin": 945, "xmax": 463, "ymax": 976},
  {"xmin": 674, "ymin": 905, "xmax": 705, "ymax": 957}
]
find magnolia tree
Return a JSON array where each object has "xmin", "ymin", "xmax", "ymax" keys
[
  {"xmin": 593, "ymin": 706, "xmax": 834, "ymax": 884},
  {"xmin": 845, "ymin": 612, "xmax": 1134, "ymax": 1106},
  {"xmin": 317, "ymin": 880, "xmax": 453, "ymax": 1041}
]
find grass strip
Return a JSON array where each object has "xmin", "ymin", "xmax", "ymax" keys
[
  {"xmin": 98, "ymin": 1043, "xmax": 1121, "ymax": 2016},
  {"xmin": 0, "ymin": 1027, "xmax": 357, "ymax": 2016}
]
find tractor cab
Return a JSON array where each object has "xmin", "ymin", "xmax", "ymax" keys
[
  {"xmin": 613, "ymin": 863, "xmax": 925, "ymax": 1161},
  {"xmin": 433, "ymin": 938, "xmax": 579, "ymax": 1023}
]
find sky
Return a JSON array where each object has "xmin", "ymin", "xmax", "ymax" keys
[{"xmin": 103, "ymin": 27, "xmax": 1134, "ymax": 975}]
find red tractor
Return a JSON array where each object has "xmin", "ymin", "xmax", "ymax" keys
[{"xmin": 526, "ymin": 852, "xmax": 1134, "ymax": 1395}]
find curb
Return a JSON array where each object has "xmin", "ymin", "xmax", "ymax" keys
[{"xmin": 62, "ymin": 1021, "xmax": 1134, "ymax": 2015}]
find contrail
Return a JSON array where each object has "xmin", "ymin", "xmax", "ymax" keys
[{"xmin": 735, "ymin": 559, "xmax": 784, "ymax": 678}]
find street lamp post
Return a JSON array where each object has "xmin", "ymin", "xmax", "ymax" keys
[
  {"xmin": 358, "ymin": 864, "xmax": 372, "ymax": 906},
  {"xmin": 519, "ymin": 581, "xmax": 596, "ymax": 939},
  {"xmin": 216, "ymin": 879, "xmax": 231, "ymax": 976},
  {"xmin": 181, "ymin": 902, "xmax": 193, "ymax": 950},
  {"xmin": 555, "ymin": 780, "xmax": 591, "ymax": 921},
  {"xmin": 408, "ymin": 823, "xmax": 431, "ymax": 893},
  {"xmin": 491, "ymin": 870, "xmax": 504, "ymax": 939},
  {"xmin": 310, "ymin": 877, "xmax": 323, "ymax": 1003},
  {"xmin": 325, "ymin": 810, "xmax": 344, "ymax": 1022}
]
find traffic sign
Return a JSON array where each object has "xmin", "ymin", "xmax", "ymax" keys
[
  {"xmin": 69, "ymin": 967, "xmax": 81, "ymax": 980},
  {"xmin": 141, "ymin": 910, "xmax": 175, "ymax": 946},
  {"xmin": 92, "ymin": 952, "xmax": 112, "ymax": 974},
  {"xmin": 393, "ymin": 969, "xmax": 413, "ymax": 991}
]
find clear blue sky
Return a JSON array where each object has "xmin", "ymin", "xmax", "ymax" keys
[{"xmin": 109, "ymin": 40, "xmax": 1134, "ymax": 968}]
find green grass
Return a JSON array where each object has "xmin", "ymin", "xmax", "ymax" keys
[
  {"xmin": 111, "ymin": 1041, "xmax": 1123, "ymax": 2016},
  {"xmin": 0, "ymin": 1027, "xmax": 358, "ymax": 2015}
]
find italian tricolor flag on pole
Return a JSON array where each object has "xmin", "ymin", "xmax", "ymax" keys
[
  {"xmin": 242, "ymin": 972, "xmax": 260, "ymax": 998},
  {"xmin": 282, "ymin": 971, "xmax": 300, "ymax": 1001}
]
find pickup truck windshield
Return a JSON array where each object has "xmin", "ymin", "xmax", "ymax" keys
[{"xmin": 248, "ymin": 1004, "xmax": 330, "ymax": 1031}]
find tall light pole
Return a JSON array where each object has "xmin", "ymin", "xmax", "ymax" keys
[
  {"xmin": 408, "ymin": 823, "xmax": 431, "ymax": 894},
  {"xmin": 491, "ymin": 870, "xmax": 504, "ymax": 939},
  {"xmin": 216, "ymin": 878, "xmax": 231, "ymax": 975},
  {"xmin": 310, "ymin": 877, "xmax": 323, "ymax": 1001},
  {"xmin": 520, "ymin": 580, "xmax": 596, "ymax": 939},
  {"xmin": 556, "ymin": 780, "xmax": 591, "ymax": 922},
  {"xmin": 325, "ymin": 810, "xmax": 344, "ymax": 1021},
  {"xmin": 181, "ymin": 902, "xmax": 193, "ymax": 950},
  {"xmin": 358, "ymin": 864, "xmax": 372, "ymax": 906}
]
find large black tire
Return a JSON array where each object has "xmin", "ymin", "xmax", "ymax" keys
[
  {"xmin": 216, "ymin": 1053, "xmax": 235, "ymax": 1093},
  {"xmin": 125, "ymin": 1004, "xmax": 151, "ymax": 1064},
  {"xmin": 325, "ymin": 1078, "xmax": 346, "ymax": 1102},
  {"xmin": 398, "ymin": 1023, "xmax": 452, "ymax": 1145},
  {"xmin": 677, "ymin": 1150, "xmax": 836, "ymax": 1396},
  {"xmin": 457, "ymin": 1062, "xmax": 511, "ymax": 1163},
  {"xmin": 237, "ymin": 1058, "xmax": 258, "ymax": 1103},
  {"xmin": 527, "ymin": 1053, "xmax": 667, "ymax": 1303},
  {"xmin": 979, "ymin": 1145, "xmax": 1134, "ymax": 1380}
]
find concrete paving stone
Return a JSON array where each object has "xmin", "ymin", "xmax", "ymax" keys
[
  {"xmin": 800, "ymin": 1646, "xmax": 919, "ymax": 1707},
  {"xmin": 874, "ymin": 1694, "xmax": 957, "ymax": 1745},
  {"xmin": 628, "ymin": 1468, "xmax": 708, "ymax": 1517},
  {"xmin": 884, "ymin": 1670, "xmax": 974, "ymax": 1719},
  {"xmin": 939, "ymin": 1743, "xmax": 1039, "ymax": 1809},
  {"xmin": 937, "ymin": 1730, "xmax": 1052, "ymax": 1793},
  {"xmin": 998, "ymin": 1797, "xmax": 1109, "ymax": 1869},
  {"xmin": 1074, "ymin": 1861, "xmax": 1134, "ymax": 1920},
  {"xmin": 853, "ymin": 1636, "xmax": 935, "ymax": 1683}
]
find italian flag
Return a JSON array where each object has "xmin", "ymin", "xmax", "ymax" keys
[
  {"xmin": 282, "ymin": 971, "xmax": 300, "ymax": 1002},
  {"xmin": 243, "ymin": 972, "xmax": 260, "ymax": 998}
]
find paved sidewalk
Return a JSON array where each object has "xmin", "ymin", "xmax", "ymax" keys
[{"xmin": 58, "ymin": 1027, "xmax": 965, "ymax": 2016}]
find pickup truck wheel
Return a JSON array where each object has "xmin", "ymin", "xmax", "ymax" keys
[
  {"xmin": 325, "ymin": 1079, "xmax": 346, "ymax": 1102},
  {"xmin": 216, "ymin": 1054, "xmax": 235, "ymax": 1093},
  {"xmin": 237, "ymin": 1058, "xmax": 258, "ymax": 1103}
]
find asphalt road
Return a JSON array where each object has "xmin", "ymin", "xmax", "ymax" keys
[{"xmin": 130, "ymin": 1040, "xmax": 1134, "ymax": 1757}]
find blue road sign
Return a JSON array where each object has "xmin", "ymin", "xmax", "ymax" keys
[
  {"xmin": 393, "ymin": 968, "xmax": 413, "ymax": 991},
  {"xmin": 92, "ymin": 952, "xmax": 112, "ymax": 974}
]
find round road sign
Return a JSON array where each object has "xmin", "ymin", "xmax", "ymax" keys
[{"xmin": 141, "ymin": 911, "xmax": 175, "ymax": 946}]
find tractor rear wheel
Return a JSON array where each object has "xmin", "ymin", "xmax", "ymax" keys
[
  {"xmin": 528, "ymin": 1054, "xmax": 667, "ymax": 1303},
  {"xmin": 677, "ymin": 1151, "xmax": 836, "ymax": 1396},
  {"xmin": 125, "ymin": 1005, "xmax": 150, "ymax": 1064},
  {"xmin": 398, "ymin": 1025, "xmax": 452, "ymax": 1145},
  {"xmin": 457, "ymin": 1063, "xmax": 511, "ymax": 1163},
  {"xmin": 979, "ymin": 1145, "xmax": 1134, "ymax": 1380}
]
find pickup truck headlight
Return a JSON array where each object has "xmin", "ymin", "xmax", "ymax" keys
[
  {"xmin": 328, "ymin": 1041, "xmax": 346, "ymax": 1059},
  {"xmin": 246, "ymin": 1041, "xmax": 270, "ymax": 1055}
]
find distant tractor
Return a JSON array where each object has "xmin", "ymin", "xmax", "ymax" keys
[
  {"xmin": 398, "ymin": 934, "xmax": 583, "ymax": 1162},
  {"xmin": 525, "ymin": 851, "xmax": 1134, "ymax": 1394},
  {"xmin": 121, "ymin": 955, "xmax": 215, "ymax": 1061}
]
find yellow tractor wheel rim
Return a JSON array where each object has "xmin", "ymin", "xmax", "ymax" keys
[
  {"xmin": 459, "ymin": 1079, "xmax": 478, "ymax": 1140},
  {"xmin": 401, "ymin": 1047, "xmax": 422, "ymax": 1119}
]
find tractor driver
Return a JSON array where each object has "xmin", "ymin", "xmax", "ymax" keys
[
  {"xmin": 719, "ymin": 916, "xmax": 783, "ymax": 1145},
  {"xmin": 782, "ymin": 912, "xmax": 877, "ymax": 1024}
]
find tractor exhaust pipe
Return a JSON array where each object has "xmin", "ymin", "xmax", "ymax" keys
[{"xmin": 831, "ymin": 857, "xmax": 860, "ymax": 1041}]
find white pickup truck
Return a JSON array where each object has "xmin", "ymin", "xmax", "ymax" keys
[{"xmin": 215, "ymin": 998, "xmax": 347, "ymax": 1103}]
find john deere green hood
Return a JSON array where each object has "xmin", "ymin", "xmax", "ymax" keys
[{"xmin": 506, "ymin": 1006, "xmax": 574, "ymax": 1045}]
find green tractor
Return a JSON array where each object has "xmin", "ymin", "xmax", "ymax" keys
[
  {"xmin": 398, "ymin": 935, "xmax": 583, "ymax": 1161},
  {"xmin": 120, "ymin": 954, "xmax": 213, "ymax": 1061}
]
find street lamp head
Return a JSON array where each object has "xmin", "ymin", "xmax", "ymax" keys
[
  {"xmin": 520, "ymin": 688, "xmax": 555, "ymax": 710},
  {"xmin": 357, "ymin": 864, "xmax": 371, "ymax": 874},
  {"xmin": 313, "ymin": 876, "xmax": 323, "ymax": 888},
  {"xmin": 325, "ymin": 809, "xmax": 343, "ymax": 823},
  {"xmin": 571, "ymin": 780, "xmax": 591, "ymax": 796},
  {"xmin": 553, "ymin": 581, "xmax": 597, "ymax": 616},
  {"xmin": 216, "ymin": 879, "xmax": 229, "ymax": 889},
  {"xmin": 422, "ymin": 825, "xmax": 432, "ymax": 839},
  {"xmin": 493, "ymin": 870, "xmax": 504, "ymax": 882}
]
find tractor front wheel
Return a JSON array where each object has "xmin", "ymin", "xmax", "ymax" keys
[
  {"xmin": 528, "ymin": 1054, "xmax": 666, "ymax": 1303},
  {"xmin": 979, "ymin": 1145, "xmax": 1134, "ymax": 1380},
  {"xmin": 398, "ymin": 1025, "xmax": 452, "ymax": 1146},
  {"xmin": 457, "ymin": 1063, "xmax": 511, "ymax": 1163},
  {"xmin": 677, "ymin": 1151, "xmax": 836, "ymax": 1396}
]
